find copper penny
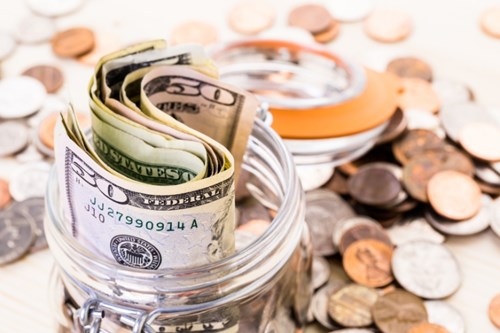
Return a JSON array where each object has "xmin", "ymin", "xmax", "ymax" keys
[
  {"xmin": 314, "ymin": 20, "xmax": 340, "ymax": 43},
  {"xmin": 171, "ymin": 21, "xmax": 218, "ymax": 46},
  {"xmin": 372, "ymin": 289, "xmax": 428, "ymax": 333},
  {"xmin": 0, "ymin": 178, "xmax": 11, "ymax": 209},
  {"xmin": 288, "ymin": 4, "xmax": 333, "ymax": 34},
  {"xmin": 339, "ymin": 223, "xmax": 392, "ymax": 255},
  {"xmin": 52, "ymin": 27, "xmax": 95, "ymax": 58},
  {"xmin": 38, "ymin": 111, "xmax": 90, "ymax": 150},
  {"xmin": 489, "ymin": 294, "xmax": 500, "ymax": 328},
  {"xmin": 348, "ymin": 167, "xmax": 402, "ymax": 207},
  {"xmin": 364, "ymin": 10, "xmax": 413, "ymax": 43},
  {"xmin": 376, "ymin": 108, "xmax": 407, "ymax": 145},
  {"xmin": 386, "ymin": 57, "xmax": 433, "ymax": 81},
  {"xmin": 392, "ymin": 129, "xmax": 445, "ymax": 165},
  {"xmin": 402, "ymin": 148, "xmax": 474, "ymax": 202},
  {"xmin": 228, "ymin": 0, "xmax": 275, "ymax": 35},
  {"xmin": 236, "ymin": 219, "xmax": 270, "ymax": 237},
  {"xmin": 328, "ymin": 284, "xmax": 378, "ymax": 327},
  {"xmin": 407, "ymin": 323, "xmax": 450, "ymax": 333},
  {"xmin": 22, "ymin": 65, "xmax": 64, "ymax": 93},
  {"xmin": 459, "ymin": 122, "xmax": 500, "ymax": 162},
  {"xmin": 480, "ymin": 7, "xmax": 500, "ymax": 38},
  {"xmin": 398, "ymin": 78, "xmax": 440, "ymax": 113},
  {"xmin": 427, "ymin": 170, "xmax": 481, "ymax": 220},
  {"xmin": 342, "ymin": 239, "xmax": 393, "ymax": 288}
]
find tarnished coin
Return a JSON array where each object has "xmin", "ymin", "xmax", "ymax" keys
[
  {"xmin": 480, "ymin": 7, "xmax": 500, "ymax": 38},
  {"xmin": 314, "ymin": 21, "xmax": 340, "ymax": 43},
  {"xmin": 14, "ymin": 15, "xmax": 56, "ymax": 44},
  {"xmin": 9, "ymin": 162, "xmax": 51, "ymax": 202},
  {"xmin": 407, "ymin": 323, "xmax": 450, "ymax": 333},
  {"xmin": 439, "ymin": 102, "xmax": 494, "ymax": 141},
  {"xmin": 0, "ymin": 76, "xmax": 47, "ymax": 119},
  {"xmin": 427, "ymin": 170, "xmax": 481, "ymax": 220},
  {"xmin": 348, "ymin": 167, "xmax": 402, "ymax": 207},
  {"xmin": 372, "ymin": 289, "xmax": 427, "ymax": 333},
  {"xmin": 288, "ymin": 4, "xmax": 333, "ymax": 34},
  {"xmin": 398, "ymin": 78, "xmax": 440, "ymax": 113},
  {"xmin": 22, "ymin": 65, "xmax": 64, "ymax": 93},
  {"xmin": 26, "ymin": 0, "xmax": 84, "ymax": 17},
  {"xmin": 305, "ymin": 189, "xmax": 356, "ymax": 256},
  {"xmin": 424, "ymin": 301, "xmax": 465, "ymax": 333},
  {"xmin": 392, "ymin": 129, "xmax": 445, "ymax": 165},
  {"xmin": 328, "ymin": 284, "xmax": 378, "ymax": 327},
  {"xmin": 171, "ymin": 21, "xmax": 218, "ymax": 46},
  {"xmin": 9, "ymin": 198, "xmax": 46, "ymax": 252},
  {"xmin": 327, "ymin": 0, "xmax": 374, "ymax": 22},
  {"xmin": 312, "ymin": 256, "xmax": 330, "ymax": 290},
  {"xmin": 425, "ymin": 195, "xmax": 491, "ymax": 236},
  {"xmin": 0, "ymin": 206, "xmax": 36, "ymax": 265},
  {"xmin": 432, "ymin": 79, "xmax": 473, "ymax": 106},
  {"xmin": 339, "ymin": 223, "xmax": 392, "ymax": 255},
  {"xmin": 343, "ymin": 239, "xmax": 393, "ymax": 288},
  {"xmin": 387, "ymin": 216, "xmax": 445, "ymax": 246},
  {"xmin": 405, "ymin": 109, "xmax": 446, "ymax": 139},
  {"xmin": 459, "ymin": 122, "xmax": 500, "ymax": 162},
  {"xmin": 376, "ymin": 108, "xmax": 407, "ymax": 144},
  {"xmin": 228, "ymin": 1, "xmax": 275, "ymax": 35},
  {"xmin": 0, "ymin": 121, "xmax": 29, "ymax": 157},
  {"xmin": 489, "ymin": 294, "xmax": 500, "ymax": 328},
  {"xmin": 402, "ymin": 148, "xmax": 474, "ymax": 202},
  {"xmin": 364, "ymin": 10, "xmax": 413, "ymax": 43},
  {"xmin": 312, "ymin": 280, "xmax": 345, "ymax": 330},
  {"xmin": 392, "ymin": 241, "xmax": 461, "ymax": 299},
  {"xmin": 52, "ymin": 27, "xmax": 95, "ymax": 57},
  {"xmin": 487, "ymin": 197, "xmax": 500, "ymax": 238},
  {"xmin": 0, "ymin": 178, "xmax": 11, "ymax": 209},
  {"xmin": 0, "ymin": 31, "xmax": 16, "ymax": 61},
  {"xmin": 474, "ymin": 161, "xmax": 500, "ymax": 186},
  {"xmin": 386, "ymin": 57, "xmax": 433, "ymax": 81}
]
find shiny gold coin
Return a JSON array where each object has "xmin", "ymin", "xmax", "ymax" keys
[{"xmin": 328, "ymin": 283, "xmax": 378, "ymax": 327}]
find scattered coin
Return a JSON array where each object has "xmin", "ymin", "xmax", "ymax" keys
[
  {"xmin": 348, "ymin": 167, "xmax": 402, "ymax": 207},
  {"xmin": 372, "ymin": 289, "xmax": 427, "ymax": 333},
  {"xmin": 480, "ymin": 7, "xmax": 500, "ymax": 39},
  {"xmin": 424, "ymin": 301, "xmax": 465, "ymax": 333},
  {"xmin": 328, "ymin": 284, "xmax": 378, "ymax": 327},
  {"xmin": 392, "ymin": 129, "xmax": 445, "ymax": 165},
  {"xmin": 0, "ymin": 31, "xmax": 16, "ymax": 61},
  {"xmin": 339, "ymin": 223, "xmax": 392, "ymax": 255},
  {"xmin": 398, "ymin": 78, "xmax": 440, "ymax": 113},
  {"xmin": 0, "ymin": 76, "xmax": 47, "ymax": 119},
  {"xmin": 488, "ymin": 197, "xmax": 500, "ymax": 238},
  {"xmin": 26, "ymin": 0, "xmax": 84, "ymax": 17},
  {"xmin": 0, "ymin": 178, "xmax": 11, "ymax": 209},
  {"xmin": 312, "ymin": 256, "xmax": 330, "ymax": 290},
  {"xmin": 386, "ymin": 57, "xmax": 433, "ymax": 81},
  {"xmin": 9, "ymin": 198, "xmax": 47, "ymax": 252},
  {"xmin": 439, "ymin": 102, "xmax": 494, "ymax": 141},
  {"xmin": 376, "ymin": 108, "xmax": 407, "ymax": 145},
  {"xmin": 343, "ymin": 239, "xmax": 393, "ymax": 288},
  {"xmin": 171, "ymin": 21, "xmax": 218, "ymax": 46},
  {"xmin": 364, "ymin": 10, "xmax": 413, "ymax": 43},
  {"xmin": 228, "ymin": 0, "xmax": 275, "ymax": 35},
  {"xmin": 0, "ymin": 206, "xmax": 36, "ymax": 265},
  {"xmin": 489, "ymin": 294, "xmax": 500, "ymax": 329},
  {"xmin": 9, "ymin": 162, "xmax": 51, "ymax": 202},
  {"xmin": 313, "ymin": 20, "xmax": 340, "ymax": 44},
  {"xmin": 459, "ymin": 122, "xmax": 500, "ymax": 162},
  {"xmin": 327, "ymin": 0, "xmax": 374, "ymax": 22},
  {"xmin": 432, "ymin": 79, "xmax": 473, "ymax": 106},
  {"xmin": 22, "ymin": 65, "xmax": 64, "ymax": 93},
  {"xmin": 288, "ymin": 4, "xmax": 333, "ymax": 35},
  {"xmin": 312, "ymin": 280, "xmax": 345, "ymax": 330},
  {"xmin": 392, "ymin": 241, "xmax": 461, "ymax": 299},
  {"xmin": 0, "ymin": 121, "xmax": 29, "ymax": 157},
  {"xmin": 14, "ymin": 15, "xmax": 56, "ymax": 44},
  {"xmin": 387, "ymin": 216, "xmax": 446, "ymax": 245},
  {"xmin": 407, "ymin": 323, "xmax": 450, "ymax": 333},
  {"xmin": 427, "ymin": 170, "xmax": 481, "ymax": 220},
  {"xmin": 38, "ymin": 111, "xmax": 90, "ymax": 151},
  {"xmin": 52, "ymin": 27, "xmax": 95, "ymax": 58}
]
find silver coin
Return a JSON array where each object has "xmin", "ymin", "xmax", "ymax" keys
[
  {"xmin": 0, "ymin": 76, "xmax": 46, "ymax": 119},
  {"xmin": 0, "ymin": 121, "xmax": 29, "ymax": 157},
  {"xmin": 490, "ymin": 197, "xmax": 500, "ymax": 239},
  {"xmin": 405, "ymin": 108, "xmax": 446, "ymax": 138},
  {"xmin": 332, "ymin": 215, "xmax": 380, "ymax": 249},
  {"xmin": 0, "ymin": 31, "xmax": 16, "ymax": 61},
  {"xmin": 387, "ymin": 216, "xmax": 445, "ymax": 246},
  {"xmin": 9, "ymin": 162, "xmax": 51, "ymax": 201},
  {"xmin": 474, "ymin": 161, "xmax": 500, "ymax": 186},
  {"xmin": 26, "ymin": 0, "xmax": 84, "ymax": 17},
  {"xmin": 440, "ymin": 102, "xmax": 494, "ymax": 141},
  {"xmin": 14, "ymin": 15, "xmax": 56, "ymax": 44},
  {"xmin": 9, "ymin": 198, "xmax": 46, "ymax": 252},
  {"xmin": 432, "ymin": 79, "xmax": 472, "ymax": 106},
  {"xmin": 305, "ymin": 189, "xmax": 356, "ymax": 256},
  {"xmin": 424, "ymin": 301, "xmax": 465, "ymax": 333},
  {"xmin": 298, "ymin": 165, "xmax": 334, "ymax": 192},
  {"xmin": 312, "ymin": 256, "xmax": 331, "ymax": 290},
  {"xmin": 0, "ymin": 205, "xmax": 36, "ymax": 265},
  {"xmin": 312, "ymin": 281, "xmax": 344, "ymax": 330},
  {"xmin": 392, "ymin": 241, "xmax": 461, "ymax": 299},
  {"xmin": 425, "ymin": 194, "xmax": 492, "ymax": 236},
  {"xmin": 15, "ymin": 144, "xmax": 44, "ymax": 163},
  {"xmin": 327, "ymin": 0, "xmax": 374, "ymax": 22}
]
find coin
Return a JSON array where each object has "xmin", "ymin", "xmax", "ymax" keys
[
  {"xmin": 487, "ymin": 197, "xmax": 500, "ymax": 238},
  {"xmin": 312, "ymin": 256, "xmax": 330, "ymax": 290},
  {"xmin": 0, "ymin": 121, "xmax": 29, "ymax": 157},
  {"xmin": 313, "ymin": 20, "xmax": 340, "ymax": 43},
  {"xmin": 386, "ymin": 57, "xmax": 433, "ymax": 81},
  {"xmin": 323, "ymin": 170, "xmax": 349, "ymax": 195},
  {"xmin": 431, "ymin": 79, "xmax": 473, "ymax": 106},
  {"xmin": 424, "ymin": 301, "xmax": 465, "ymax": 333},
  {"xmin": 26, "ymin": 0, "xmax": 84, "ymax": 17},
  {"xmin": 14, "ymin": 15, "xmax": 56, "ymax": 44},
  {"xmin": 9, "ymin": 162, "xmax": 51, "ymax": 202},
  {"xmin": 405, "ymin": 109, "xmax": 446, "ymax": 139},
  {"xmin": 0, "ymin": 178, "xmax": 11, "ymax": 209},
  {"xmin": 439, "ymin": 102, "xmax": 494, "ymax": 141},
  {"xmin": 459, "ymin": 122, "xmax": 500, "ymax": 162},
  {"xmin": 343, "ymin": 239, "xmax": 393, "ymax": 288},
  {"xmin": 305, "ymin": 189, "xmax": 356, "ymax": 256},
  {"xmin": 402, "ymin": 148, "xmax": 474, "ymax": 202},
  {"xmin": 52, "ymin": 27, "xmax": 95, "ymax": 58},
  {"xmin": 9, "ymin": 198, "xmax": 46, "ymax": 252},
  {"xmin": 376, "ymin": 108, "xmax": 407, "ymax": 145},
  {"xmin": 312, "ymin": 280, "xmax": 345, "ymax": 330},
  {"xmin": 298, "ymin": 165, "xmax": 334, "ymax": 192},
  {"xmin": 407, "ymin": 323, "xmax": 450, "ymax": 333},
  {"xmin": 480, "ymin": 7, "xmax": 500, "ymax": 38},
  {"xmin": 15, "ymin": 145, "xmax": 44, "ymax": 163},
  {"xmin": 364, "ymin": 10, "xmax": 413, "ymax": 43},
  {"xmin": 489, "ymin": 294, "xmax": 500, "ymax": 328},
  {"xmin": 328, "ymin": 284, "xmax": 378, "ymax": 327},
  {"xmin": 339, "ymin": 223, "xmax": 392, "ymax": 255},
  {"xmin": 372, "ymin": 289, "xmax": 427, "ymax": 333},
  {"xmin": 387, "ymin": 216, "xmax": 445, "ymax": 246},
  {"xmin": 0, "ymin": 206, "xmax": 36, "ymax": 265},
  {"xmin": 427, "ymin": 170, "xmax": 481, "ymax": 220},
  {"xmin": 288, "ymin": 4, "xmax": 333, "ymax": 34},
  {"xmin": 392, "ymin": 241, "xmax": 461, "ymax": 299},
  {"xmin": 392, "ymin": 129, "xmax": 445, "ymax": 165},
  {"xmin": 398, "ymin": 78, "xmax": 440, "ymax": 113},
  {"xmin": 22, "ymin": 65, "xmax": 64, "ymax": 93},
  {"xmin": 171, "ymin": 21, "xmax": 218, "ymax": 46},
  {"xmin": 38, "ymin": 111, "xmax": 90, "ymax": 150},
  {"xmin": 327, "ymin": 0, "xmax": 374, "ymax": 22},
  {"xmin": 348, "ymin": 167, "xmax": 402, "ymax": 207},
  {"xmin": 0, "ymin": 31, "xmax": 16, "ymax": 61},
  {"xmin": 474, "ymin": 161, "xmax": 500, "ymax": 186},
  {"xmin": 333, "ymin": 216, "xmax": 382, "ymax": 250},
  {"xmin": 228, "ymin": 0, "xmax": 275, "ymax": 35},
  {"xmin": 0, "ymin": 76, "xmax": 47, "ymax": 119}
]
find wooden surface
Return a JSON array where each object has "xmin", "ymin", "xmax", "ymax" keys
[{"xmin": 0, "ymin": 0, "xmax": 500, "ymax": 332}]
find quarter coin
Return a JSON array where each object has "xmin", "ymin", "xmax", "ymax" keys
[
  {"xmin": 480, "ymin": 7, "xmax": 500, "ymax": 38},
  {"xmin": 407, "ymin": 323, "xmax": 450, "ymax": 333},
  {"xmin": 52, "ymin": 27, "xmax": 95, "ymax": 57},
  {"xmin": 22, "ymin": 65, "xmax": 64, "ymax": 93},
  {"xmin": 459, "ymin": 122, "xmax": 500, "ymax": 162},
  {"xmin": 364, "ymin": 10, "xmax": 413, "ymax": 43},
  {"xmin": 288, "ymin": 4, "xmax": 333, "ymax": 35},
  {"xmin": 386, "ymin": 57, "xmax": 433, "ymax": 81},
  {"xmin": 0, "ymin": 121, "xmax": 29, "ymax": 157},
  {"xmin": 26, "ymin": 0, "xmax": 84, "ymax": 17},
  {"xmin": 489, "ymin": 294, "xmax": 500, "ymax": 328},
  {"xmin": 0, "ymin": 76, "xmax": 46, "ymax": 119},
  {"xmin": 398, "ymin": 78, "xmax": 440, "ymax": 113},
  {"xmin": 228, "ymin": 1, "xmax": 275, "ymax": 35},
  {"xmin": 0, "ymin": 178, "xmax": 11, "ymax": 209},
  {"xmin": 424, "ymin": 301, "xmax": 465, "ymax": 333},
  {"xmin": 171, "ymin": 21, "xmax": 218, "ymax": 46},
  {"xmin": 328, "ymin": 284, "xmax": 378, "ymax": 327},
  {"xmin": 0, "ymin": 206, "xmax": 36, "ymax": 265},
  {"xmin": 9, "ymin": 162, "xmax": 51, "ymax": 202}
]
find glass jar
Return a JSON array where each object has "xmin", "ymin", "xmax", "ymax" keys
[{"xmin": 45, "ymin": 119, "xmax": 312, "ymax": 333}]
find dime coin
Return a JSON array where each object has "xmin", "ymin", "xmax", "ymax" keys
[
  {"xmin": 305, "ymin": 189, "xmax": 356, "ymax": 256},
  {"xmin": 376, "ymin": 108, "xmax": 407, "ymax": 145},
  {"xmin": 407, "ymin": 323, "xmax": 450, "ymax": 333},
  {"xmin": 459, "ymin": 122, "xmax": 500, "ymax": 162},
  {"xmin": 474, "ymin": 161, "xmax": 500, "ymax": 186},
  {"xmin": 288, "ymin": 4, "xmax": 333, "ymax": 34},
  {"xmin": 398, "ymin": 78, "xmax": 440, "ymax": 113},
  {"xmin": 236, "ymin": 219, "xmax": 270, "ymax": 237},
  {"xmin": 0, "ymin": 121, "xmax": 29, "ymax": 157},
  {"xmin": 14, "ymin": 15, "xmax": 56, "ymax": 44},
  {"xmin": 9, "ymin": 198, "xmax": 46, "ymax": 252},
  {"xmin": 364, "ymin": 10, "xmax": 413, "ymax": 43},
  {"xmin": 171, "ymin": 21, "xmax": 218, "ymax": 46},
  {"xmin": 9, "ymin": 162, "xmax": 51, "ymax": 202},
  {"xmin": 228, "ymin": 1, "xmax": 275, "ymax": 35},
  {"xmin": 480, "ymin": 7, "xmax": 500, "ymax": 38},
  {"xmin": 392, "ymin": 241, "xmax": 461, "ymax": 299},
  {"xmin": 327, "ymin": 0, "xmax": 374, "ymax": 22},
  {"xmin": 22, "ymin": 65, "xmax": 64, "ymax": 93},
  {"xmin": 339, "ymin": 223, "xmax": 392, "ymax": 255},
  {"xmin": 387, "ymin": 216, "xmax": 445, "ymax": 246},
  {"xmin": 372, "ymin": 289, "xmax": 427, "ymax": 333},
  {"xmin": 424, "ymin": 301, "xmax": 465, "ymax": 333},
  {"xmin": 348, "ymin": 167, "xmax": 401, "ymax": 207},
  {"xmin": 439, "ymin": 102, "xmax": 494, "ymax": 141},
  {"xmin": 0, "ymin": 76, "xmax": 46, "ymax": 119},
  {"xmin": 328, "ymin": 284, "xmax": 378, "ymax": 327},
  {"xmin": 0, "ymin": 31, "xmax": 16, "ymax": 61},
  {"xmin": 312, "ymin": 280, "xmax": 345, "ymax": 330},
  {"xmin": 313, "ymin": 21, "xmax": 340, "ymax": 43},
  {"xmin": 0, "ymin": 178, "xmax": 11, "ymax": 209},
  {"xmin": 0, "ymin": 206, "xmax": 36, "ymax": 265},
  {"xmin": 489, "ymin": 197, "xmax": 500, "ymax": 238},
  {"xmin": 312, "ymin": 256, "xmax": 330, "ymax": 290},
  {"xmin": 489, "ymin": 294, "xmax": 500, "ymax": 328},
  {"xmin": 432, "ymin": 79, "xmax": 473, "ymax": 106},
  {"xmin": 392, "ymin": 129, "xmax": 445, "ymax": 165},
  {"xmin": 26, "ymin": 0, "xmax": 84, "ymax": 17},
  {"xmin": 386, "ymin": 57, "xmax": 433, "ymax": 81},
  {"xmin": 427, "ymin": 170, "xmax": 481, "ymax": 220},
  {"xmin": 52, "ymin": 27, "xmax": 95, "ymax": 57},
  {"xmin": 343, "ymin": 239, "xmax": 393, "ymax": 288}
]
